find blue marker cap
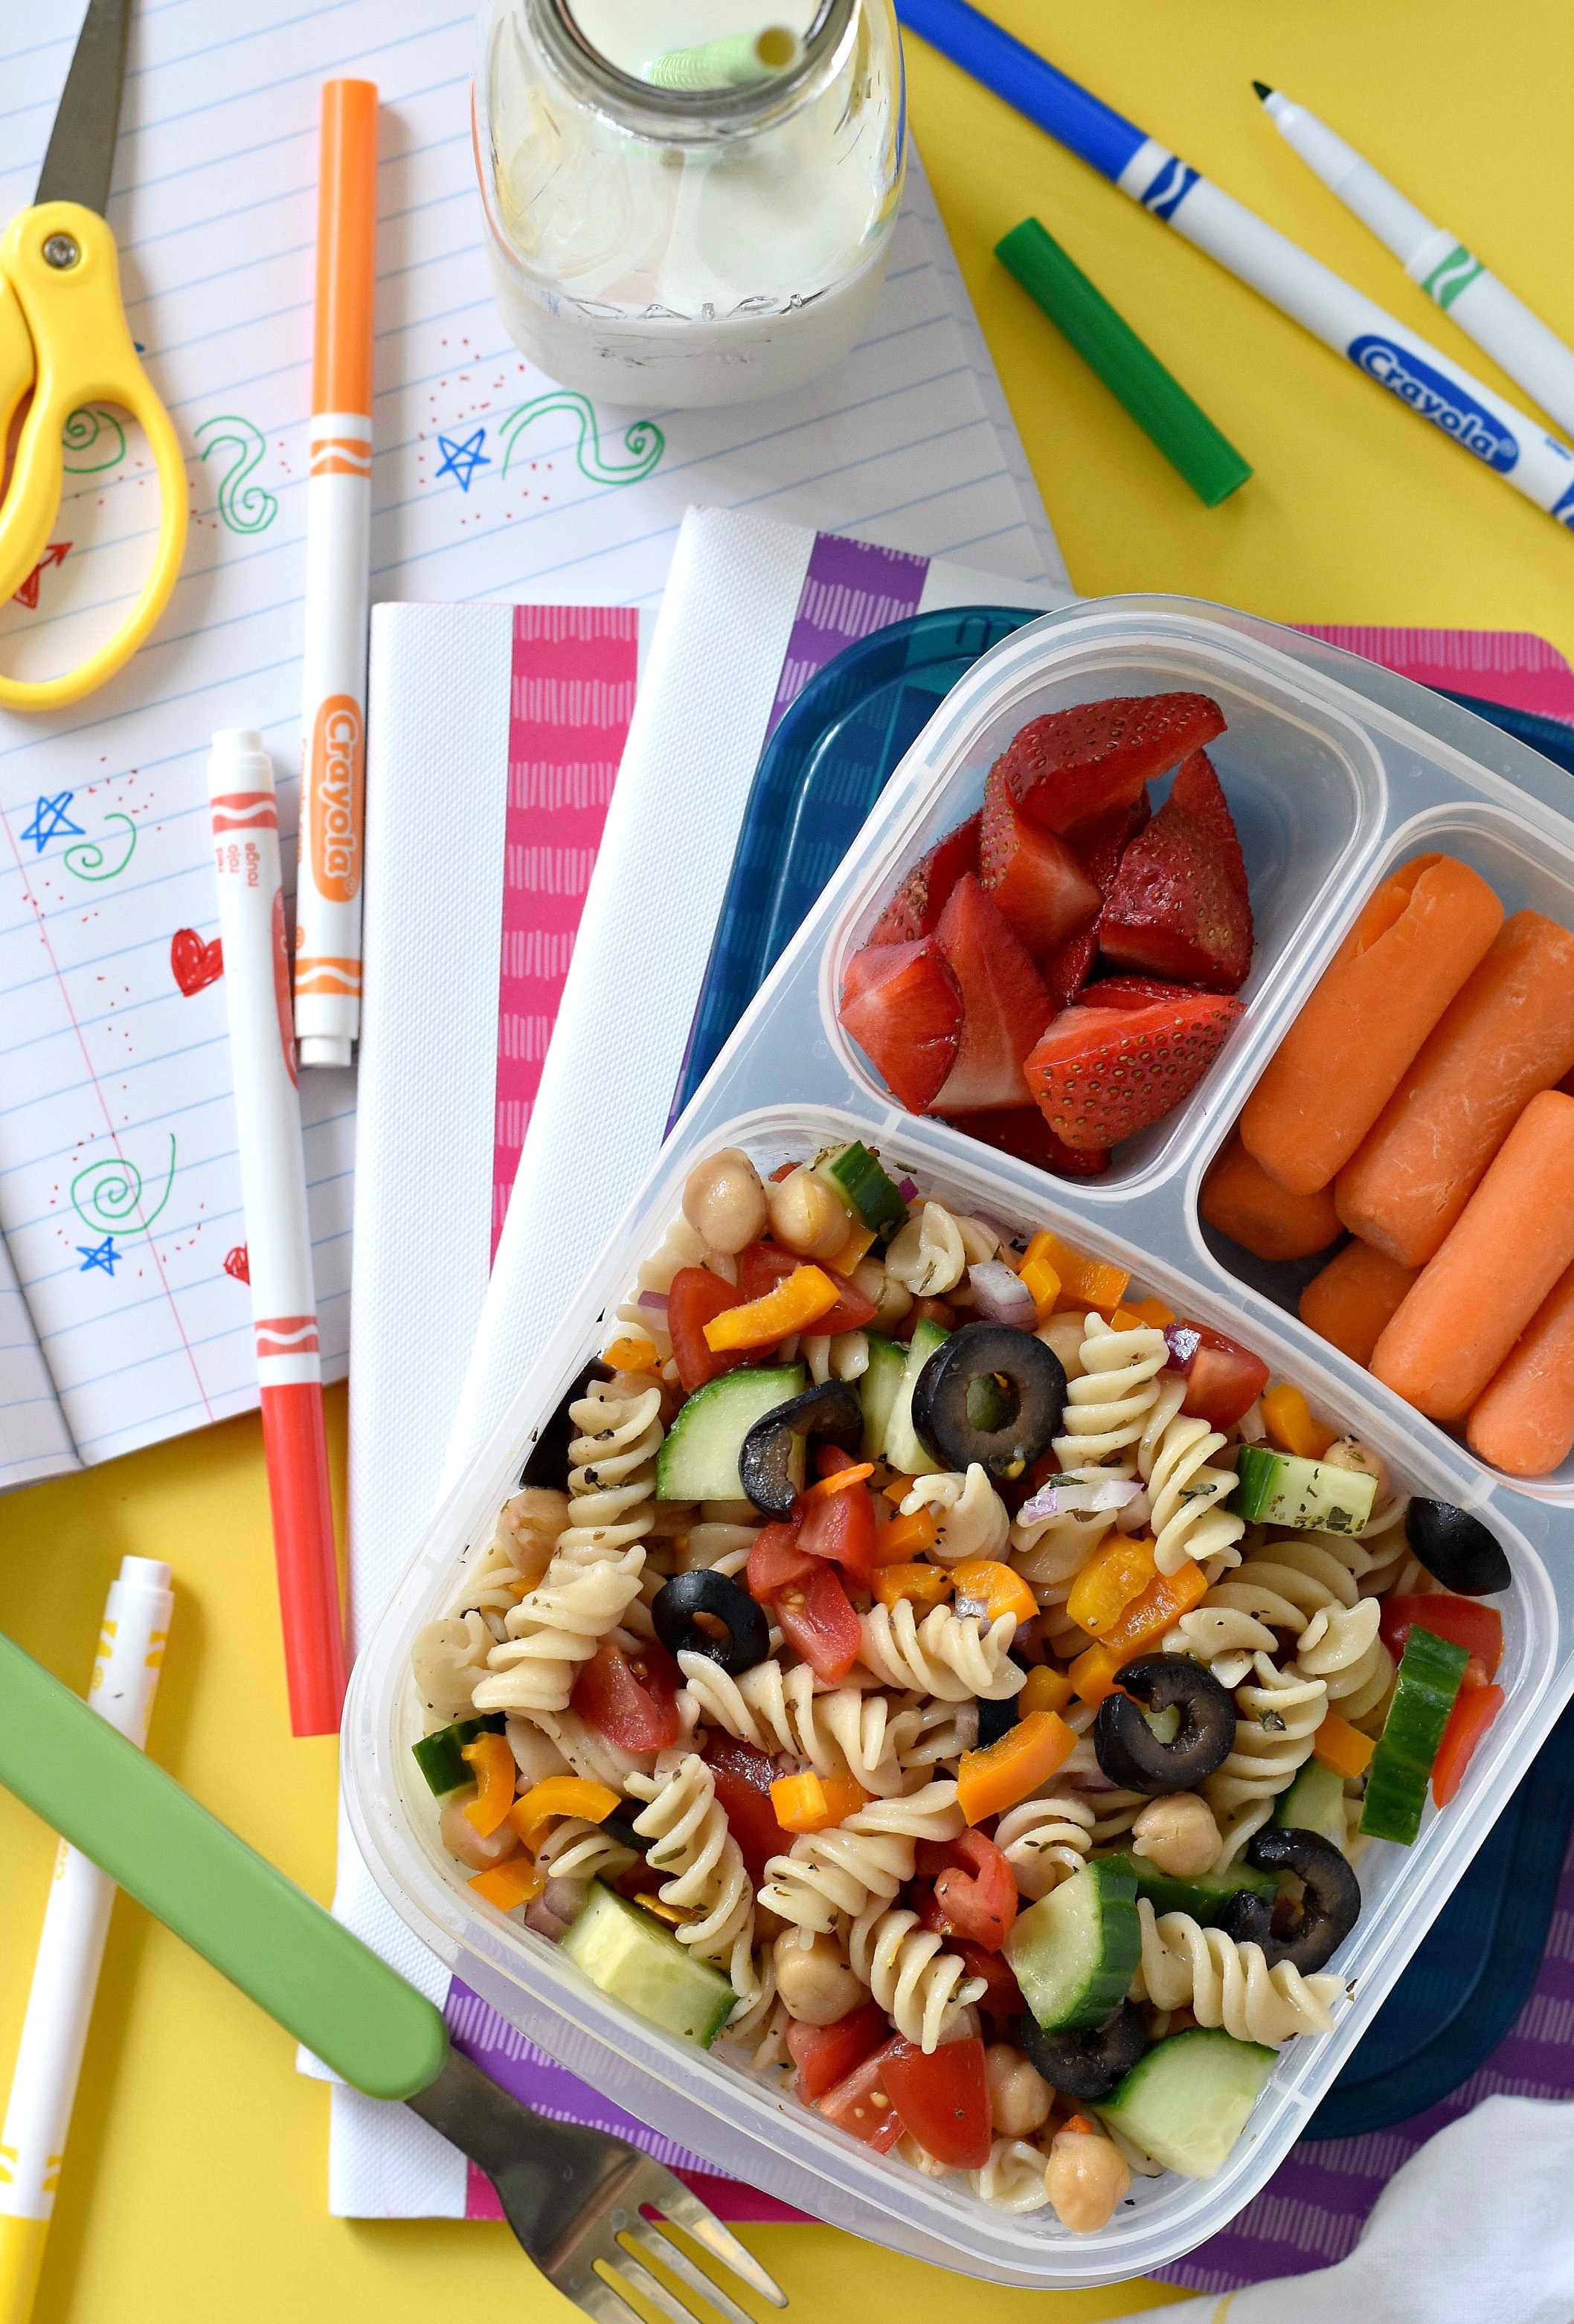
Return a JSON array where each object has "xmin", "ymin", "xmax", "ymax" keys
[{"xmin": 895, "ymin": 0, "xmax": 1148, "ymax": 183}]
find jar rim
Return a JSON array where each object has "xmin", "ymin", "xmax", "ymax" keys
[{"xmin": 530, "ymin": 0, "xmax": 860, "ymax": 143}]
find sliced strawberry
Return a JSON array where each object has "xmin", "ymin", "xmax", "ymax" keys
[
  {"xmin": 839, "ymin": 938, "xmax": 963, "ymax": 1113},
  {"xmin": 1025, "ymin": 994, "xmax": 1245, "ymax": 1152},
  {"xmin": 1039, "ymin": 921, "xmax": 1099, "ymax": 1016},
  {"xmin": 959, "ymin": 1104, "xmax": 1112, "ymax": 1179},
  {"xmin": 930, "ymin": 875, "xmax": 1055, "ymax": 1113},
  {"xmin": 1098, "ymin": 751, "xmax": 1253, "ymax": 992},
  {"xmin": 998, "ymin": 694, "xmax": 1227, "ymax": 835},
  {"xmin": 1072, "ymin": 793, "xmax": 1151, "ymax": 894},
  {"xmin": 978, "ymin": 766, "xmax": 1102, "ymax": 957},
  {"xmin": 867, "ymin": 814, "xmax": 980, "ymax": 944},
  {"xmin": 1078, "ymin": 974, "xmax": 1201, "ymax": 1010}
]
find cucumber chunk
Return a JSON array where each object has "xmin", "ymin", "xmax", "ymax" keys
[
  {"xmin": 1231, "ymin": 1444, "xmax": 1377, "ymax": 1536},
  {"xmin": 655, "ymin": 1365, "xmax": 806, "ymax": 1503},
  {"xmin": 559, "ymin": 1880, "xmax": 737, "ymax": 2047},
  {"xmin": 1276, "ymin": 1758, "xmax": 1348, "ymax": 1852},
  {"xmin": 1095, "ymin": 2028, "xmax": 1277, "ymax": 2179},
  {"xmin": 883, "ymin": 1318, "xmax": 950, "ymax": 1477},
  {"xmin": 1102, "ymin": 1850, "xmax": 1276, "ymax": 1927},
  {"xmin": 411, "ymin": 1713, "xmax": 506, "ymax": 1797},
  {"xmin": 857, "ymin": 1333, "xmax": 909, "ymax": 1461},
  {"xmin": 813, "ymin": 1141, "xmax": 907, "ymax": 1243},
  {"xmin": 1360, "ymin": 1623, "xmax": 1470, "ymax": 1845},
  {"xmin": 1004, "ymin": 1857, "xmax": 1140, "ymax": 2031}
]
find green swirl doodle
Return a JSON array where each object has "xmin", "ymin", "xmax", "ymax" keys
[
  {"xmin": 62, "ymin": 406, "xmax": 127, "ymax": 473},
  {"xmin": 499, "ymin": 390, "xmax": 664, "ymax": 486},
  {"xmin": 64, "ymin": 812, "xmax": 137, "ymax": 883},
  {"xmin": 71, "ymin": 1135, "xmax": 177, "ymax": 1240},
  {"xmin": 194, "ymin": 415, "xmax": 278, "ymax": 533}
]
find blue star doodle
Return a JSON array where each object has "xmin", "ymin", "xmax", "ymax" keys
[
  {"xmin": 434, "ymin": 427, "xmax": 491, "ymax": 492},
  {"xmin": 77, "ymin": 1235, "xmax": 119, "ymax": 1275},
  {"xmin": 22, "ymin": 791, "xmax": 85, "ymax": 853}
]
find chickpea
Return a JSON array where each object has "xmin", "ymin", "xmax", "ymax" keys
[
  {"xmin": 768, "ymin": 1166, "xmax": 850, "ymax": 1260},
  {"xmin": 853, "ymin": 1256, "xmax": 913, "ymax": 1330},
  {"xmin": 682, "ymin": 1148, "xmax": 768, "ymax": 1255},
  {"xmin": 440, "ymin": 1791, "xmax": 521, "ymax": 1873},
  {"xmin": 985, "ymin": 2042, "xmax": 1053, "ymax": 2137},
  {"xmin": 773, "ymin": 1931, "xmax": 865, "ymax": 2025},
  {"xmin": 1131, "ymin": 1792, "xmax": 1221, "ymax": 1878},
  {"xmin": 1035, "ymin": 1313, "xmax": 1087, "ymax": 1382},
  {"xmin": 1323, "ymin": 1437, "xmax": 1390, "ymax": 1504},
  {"xmin": 495, "ymin": 1487, "xmax": 570, "ymax": 1585},
  {"xmin": 1043, "ymin": 2121, "xmax": 1131, "ymax": 2233}
]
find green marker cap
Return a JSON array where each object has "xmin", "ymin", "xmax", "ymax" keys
[{"xmin": 996, "ymin": 216, "xmax": 1252, "ymax": 508}]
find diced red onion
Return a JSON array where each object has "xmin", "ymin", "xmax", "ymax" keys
[
  {"xmin": 1163, "ymin": 1322, "xmax": 1202, "ymax": 1370},
  {"xmin": 1017, "ymin": 1475, "xmax": 1143, "ymax": 1525},
  {"xmin": 968, "ymin": 1260, "xmax": 1037, "ymax": 1330},
  {"xmin": 1236, "ymin": 1400, "xmax": 1266, "ymax": 1444},
  {"xmin": 1116, "ymin": 1488, "xmax": 1152, "ymax": 1533},
  {"xmin": 898, "ymin": 1177, "xmax": 919, "ymax": 1201},
  {"xmin": 544, "ymin": 1875, "xmax": 590, "ymax": 1922},
  {"xmin": 524, "ymin": 1893, "xmax": 578, "ymax": 1942},
  {"xmin": 637, "ymin": 1290, "xmax": 669, "ymax": 1313}
]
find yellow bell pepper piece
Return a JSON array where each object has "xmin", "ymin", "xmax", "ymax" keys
[
  {"xmin": 957, "ymin": 1710, "xmax": 1076, "ymax": 1824},
  {"xmin": 1262, "ymin": 1382, "xmax": 1337, "ymax": 1461},
  {"xmin": 1069, "ymin": 1559, "xmax": 1211, "ymax": 1702},
  {"xmin": 1019, "ymin": 1665, "xmax": 1076, "ymax": 1718},
  {"xmin": 873, "ymin": 1506, "xmax": 939, "ymax": 1563},
  {"xmin": 829, "ymin": 1220, "xmax": 877, "ymax": 1276},
  {"xmin": 873, "ymin": 1562, "xmax": 953, "ymax": 1613},
  {"xmin": 469, "ymin": 1856, "xmax": 544, "ymax": 1911},
  {"xmin": 1117, "ymin": 1296, "xmax": 1176, "ymax": 1329},
  {"xmin": 949, "ymin": 1558, "xmax": 1037, "ymax": 1628},
  {"xmin": 1312, "ymin": 1707, "xmax": 1375, "ymax": 1780},
  {"xmin": 770, "ymin": 1769, "xmax": 870, "ymax": 1832},
  {"xmin": 1026, "ymin": 1231, "xmax": 1129, "ymax": 1315},
  {"xmin": 1066, "ymin": 1533, "xmax": 1158, "ymax": 1638},
  {"xmin": 507, "ymin": 1776, "xmax": 620, "ymax": 1857},
  {"xmin": 460, "ymin": 1732, "xmax": 518, "ymax": 1835},
  {"xmin": 702, "ymin": 1264, "xmax": 841, "ymax": 1350},
  {"xmin": 1019, "ymin": 1253, "xmax": 1062, "ymax": 1324}
]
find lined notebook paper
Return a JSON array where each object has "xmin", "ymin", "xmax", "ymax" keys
[{"xmin": 0, "ymin": 0, "xmax": 1064, "ymax": 1491}]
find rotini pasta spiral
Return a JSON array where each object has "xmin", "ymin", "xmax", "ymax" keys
[
  {"xmin": 1009, "ymin": 1513, "xmax": 1105, "ymax": 1658},
  {"xmin": 411, "ymin": 1611, "xmax": 494, "ymax": 1717},
  {"xmin": 1292, "ymin": 1596, "xmax": 1393, "ymax": 1722},
  {"xmin": 626, "ymin": 1752, "xmax": 757, "ymax": 2001},
  {"xmin": 759, "ymin": 1782, "xmax": 966, "ymax": 1937},
  {"xmin": 1162, "ymin": 1604, "xmax": 1277, "ymax": 1690},
  {"xmin": 899, "ymin": 1464, "xmax": 1011, "ymax": 1565},
  {"xmin": 1192, "ymin": 1537, "xmax": 1394, "ymax": 1724},
  {"xmin": 1204, "ymin": 1654, "xmax": 1329, "ymax": 1866},
  {"xmin": 1140, "ymin": 1406, "xmax": 1246, "ymax": 1579},
  {"xmin": 847, "ymin": 1902, "xmax": 978, "ymax": 2052},
  {"xmin": 535, "ymin": 1816, "xmax": 637, "ymax": 1885},
  {"xmin": 1059, "ymin": 1731, "xmax": 1149, "ymax": 1844},
  {"xmin": 1131, "ymin": 1899, "xmax": 1343, "ymax": 2044},
  {"xmin": 857, "ymin": 1601, "xmax": 1026, "ymax": 1701},
  {"xmin": 560, "ymin": 1380, "xmax": 664, "ymax": 1559},
  {"xmin": 1053, "ymin": 1316, "xmax": 1170, "ymax": 1475},
  {"xmin": 970, "ymin": 2138, "xmax": 1052, "ymax": 2212},
  {"xmin": 522, "ymin": 1705, "xmax": 662, "ymax": 1791},
  {"xmin": 676, "ymin": 1653, "xmax": 913, "ymax": 1794},
  {"xmin": 993, "ymin": 1791, "xmax": 1096, "ymax": 1899},
  {"xmin": 884, "ymin": 1694, "xmax": 979, "ymax": 1772}
]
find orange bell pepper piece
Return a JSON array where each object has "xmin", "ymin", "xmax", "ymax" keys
[
  {"xmin": 1020, "ymin": 1665, "xmax": 1076, "ymax": 1718},
  {"xmin": 800, "ymin": 1461, "xmax": 875, "ymax": 1504},
  {"xmin": 1027, "ymin": 1232, "xmax": 1129, "ymax": 1316},
  {"xmin": 1261, "ymin": 1382, "xmax": 1337, "ymax": 1460},
  {"xmin": 1311, "ymin": 1707, "xmax": 1375, "ymax": 1780},
  {"xmin": 602, "ymin": 1333, "xmax": 662, "ymax": 1375},
  {"xmin": 770, "ymin": 1769, "xmax": 870, "ymax": 1832},
  {"xmin": 1069, "ymin": 1559, "xmax": 1211, "ymax": 1702},
  {"xmin": 1066, "ymin": 1533, "xmax": 1157, "ymax": 1637},
  {"xmin": 460, "ymin": 1732, "xmax": 518, "ymax": 1835},
  {"xmin": 1117, "ymin": 1296, "xmax": 1176, "ymax": 1329},
  {"xmin": 704, "ymin": 1264, "xmax": 841, "ymax": 1349},
  {"xmin": 873, "ymin": 1506, "xmax": 939, "ymax": 1563},
  {"xmin": 949, "ymin": 1559, "xmax": 1037, "ymax": 1628},
  {"xmin": 1019, "ymin": 1252, "xmax": 1062, "ymax": 1323},
  {"xmin": 957, "ymin": 1710, "xmax": 1077, "ymax": 1824},
  {"xmin": 468, "ymin": 1855, "xmax": 544, "ymax": 1911},
  {"xmin": 873, "ymin": 1562, "xmax": 953, "ymax": 1612},
  {"xmin": 829, "ymin": 1221, "xmax": 877, "ymax": 1276},
  {"xmin": 507, "ymin": 1776, "xmax": 620, "ymax": 1856}
]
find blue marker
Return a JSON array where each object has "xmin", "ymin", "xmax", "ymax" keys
[{"xmin": 897, "ymin": 0, "xmax": 1574, "ymax": 528}]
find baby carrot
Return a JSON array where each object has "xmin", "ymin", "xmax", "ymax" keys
[
  {"xmin": 1201, "ymin": 1130, "xmax": 1341, "ymax": 1261},
  {"xmin": 1300, "ymin": 1240, "xmax": 1419, "ymax": 1368},
  {"xmin": 1467, "ymin": 1258, "xmax": 1574, "ymax": 1477}
]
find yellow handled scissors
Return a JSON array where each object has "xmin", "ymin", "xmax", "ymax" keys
[{"xmin": 0, "ymin": 0, "xmax": 187, "ymax": 712}]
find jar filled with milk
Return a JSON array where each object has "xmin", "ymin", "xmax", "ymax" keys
[{"xmin": 476, "ymin": 0, "xmax": 905, "ymax": 404}]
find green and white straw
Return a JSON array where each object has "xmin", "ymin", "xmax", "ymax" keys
[{"xmin": 646, "ymin": 25, "xmax": 801, "ymax": 89}]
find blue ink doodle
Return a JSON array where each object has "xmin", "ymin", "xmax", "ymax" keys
[
  {"xmin": 77, "ymin": 1235, "xmax": 120, "ymax": 1276},
  {"xmin": 64, "ymin": 811, "xmax": 137, "ymax": 883},
  {"xmin": 499, "ymin": 391, "xmax": 664, "ymax": 486},
  {"xmin": 71, "ymin": 1135, "xmax": 177, "ymax": 1240},
  {"xmin": 435, "ymin": 428, "xmax": 491, "ymax": 491},
  {"xmin": 194, "ymin": 416, "xmax": 278, "ymax": 532},
  {"xmin": 22, "ymin": 792, "xmax": 84, "ymax": 853}
]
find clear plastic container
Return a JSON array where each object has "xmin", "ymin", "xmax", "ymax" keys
[{"xmin": 346, "ymin": 596, "xmax": 1574, "ymax": 2286}]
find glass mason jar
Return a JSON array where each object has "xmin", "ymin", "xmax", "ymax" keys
[{"xmin": 475, "ymin": 0, "xmax": 906, "ymax": 406}]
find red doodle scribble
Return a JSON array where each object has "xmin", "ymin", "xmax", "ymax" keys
[
  {"xmin": 170, "ymin": 927, "xmax": 223, "ymax": 995},
  {"xmin": 223, "ymin": 1245, "xmax": 250, "ymax": 1284},
  {"xmin": 12, "ymin": 542, "xmax": 71, "ymax": 609}
]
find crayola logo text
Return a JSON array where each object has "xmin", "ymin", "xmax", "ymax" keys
[
  {"xmin": 1347, "ymin": 335, "xmax": 1519, "ymax": 471},
  {"xmin": 309, "ymin": 696, "xmax": 364, "ymax": 901}
]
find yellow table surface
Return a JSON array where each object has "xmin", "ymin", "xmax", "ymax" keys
[{"xmin": 5, "ymin": 3, "xmax": 1574, "ymax": 2317}]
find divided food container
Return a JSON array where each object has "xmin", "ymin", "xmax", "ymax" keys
[{"xmin": 345, "ymin": 597, "xmax": 1574, "ymax": 2288}]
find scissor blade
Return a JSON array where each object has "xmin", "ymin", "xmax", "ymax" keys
[{"xmin": 35, "ymin": 0, "xmax": 132, "ymax": 216}]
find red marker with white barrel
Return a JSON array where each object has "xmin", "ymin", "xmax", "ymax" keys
[{"xmin": 210, "ymin": 728, "xmax": 346, "ymax": 1736}]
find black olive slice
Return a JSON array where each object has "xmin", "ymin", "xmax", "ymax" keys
[
  {"xmin": 652, "ymin": 1570, "xmax": 770, "ymax": 1676},
  {"xmin": 520, "ymin": 1359, "xmax": 613, "ymax": 1491},
  {"xmin": 738, "ymin": 1380, "xmax": 863, "ymax": 1515},
  {"xmin": 1406, "ymin": 1499, "xmax": 1511, "ymax": 1596},
  {"xmin": 1245, "ymin": 1826, "xmax": 1361, "ymax": 1974},
  {"xmin": 1015, "ymin": 2000, "xmax": 1147, "ymax": 2101},
  {"xmin": 910, "ymin": 1321, "xmax": 1067, "ymax": 1484},
  {"xmin": 1215, "ymin": 1887, "xmax": 1274, "ymax": 1948},
  {"xmin": 1093, "ymin": 1655, "xmax": 1236, "ymax": 1794},
  {"xmin": 976, "ymin": 1693, "xmax": 1020, "ymax": 1748}
]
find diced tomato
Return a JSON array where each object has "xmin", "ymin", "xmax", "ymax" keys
[
  {"xmin": 815, "ymin": 2038, "xmax": 905, "ymax": 2150},
  {"xmin": 701, "ymin": 1732, "xmax": 794, "ymax": 1884},
  {"xmin": 571, "ymin": 1638, "xmax": 682, "ymax": 1751},
  {"xmin": 733, "ymin": 1240, "xmax": 876, "ymax": 1334},
  {"xmin": 817, "ymin": 1444, "xmax": 860, "ymax": 1478},
  {"xmin": 666, "ymin": 1266, "xmax": 748, "ymax": 1392},
  {"xmin": 881, "ymin": 2036, "xmax": 992, "ymax": 2170},
  {"xmin": 1432, "ymin": 1681, "xmax": 1505, "ymax": 1807},
  {"xmin": 773, "ymin": 1562, "xmax": 862, "ymax": 1683},
  {"xmin": 1380, "ymin": 1594, "xmax": 1503, "ymax": 1680},
  {"xmin": 786, "ymin": 2001, "xmax": 890, "ymax": 2100},
  {"xmin": 894, "ymin": 1294, "xmax": 957, "ymax": 1342},
  {"xmin": 747, "ymin": 1520, "xmax": 815, "ymax": 1603},
  {"xmin": 930, "ymin": 1830, "xmax": 1018, "ymax": 1953},
  {"xmin": 1163, "ymin": 1321, "xmax": 1271, "ymax": 1431},
  {"xmin": 798, "ymin": 1478, "xmax": 877, "ymax": 1587},
  {"xmin": 951, "ymin": 1939, "xmax": 1024, "ymax": 2016}
]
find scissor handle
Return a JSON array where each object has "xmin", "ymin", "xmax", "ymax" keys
[{"xmin": 0, "ymin": 201, "xmax": 188, "ymax": 713}]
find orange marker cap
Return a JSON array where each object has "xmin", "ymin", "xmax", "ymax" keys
[{"xmin": 312, "ymin": 80, "xmax": 379, "ymax": 419}]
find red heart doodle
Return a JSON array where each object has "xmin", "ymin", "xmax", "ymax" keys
[
  {"xmin": 223, "ymin": 1245, "xmax": 250, "ymax": 1284},
  {"xmin": 171, "ymin": 927, "xmax": 223, "ymax": 996}
]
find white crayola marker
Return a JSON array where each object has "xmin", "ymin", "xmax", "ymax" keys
[{"xmin": 294, "ymin": 78, "xmax": 379, "ymax": 1069}]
